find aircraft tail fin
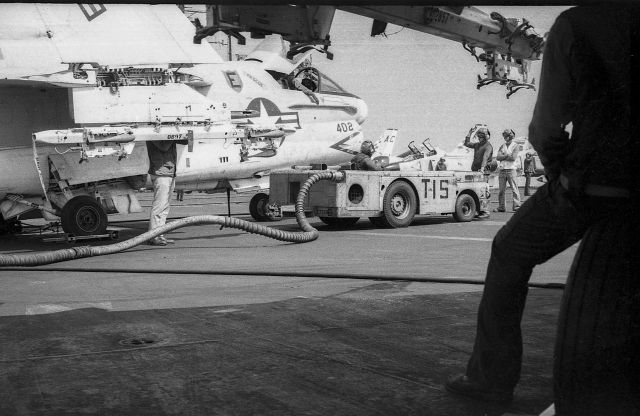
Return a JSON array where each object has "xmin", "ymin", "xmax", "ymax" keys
[{"xmin": 372, "ymin": 128, "xmax": 398, "ymax": 158}]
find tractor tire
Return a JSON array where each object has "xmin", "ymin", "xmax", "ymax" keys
[
  {"xmin": 380, "ymin": 181, "xmax": 416, "ymax": 228},
  {"xmin": 60, "ymin": 195, "xmax": 108, "ymax": 236},
  {"xmin": 453, "ymin": 193, "xmax": 476, "ymax": 222},
  {"xmin": 319, "ymin": 217, "xmax": 359, "ymax": 227},
  {"xmin": 553, "ymin": 216, "xmax": 640, "ymax": 416}
]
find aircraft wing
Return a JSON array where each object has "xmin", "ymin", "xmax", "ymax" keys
[
  {"xmin": 197, "ymin": 5, "xmax": 543, "ymax": 96},
  {"xmin": 338, "ymin": 6, "xmax": 543, "ymax": 60},
  {"xmin": 0, "ymin": 3, "xmax": 222, "ymax": 83}
]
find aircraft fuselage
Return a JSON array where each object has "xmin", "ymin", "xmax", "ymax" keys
[{"xmin": 0, "ymin": 58, "xmax": 368, "ymax": 201}]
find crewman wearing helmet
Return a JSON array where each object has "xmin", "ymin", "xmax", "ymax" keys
[
  {"xmin": 351, "ymin": 140, "xmax": 383, "ymax": 171},
  {"xmin": 464, "ymin": 126, "xmax": 494, "ymax": 172},
  {"xmin": 463, "ymin": 126, "xmax": 493, "ymax": 219},
  {"xmin": 435, "ymin": 157, "xmax": 448, "ymax": 171},
  {"xmin": 494, "ymin": 128, "xmax": 521, "ymax": 212}
]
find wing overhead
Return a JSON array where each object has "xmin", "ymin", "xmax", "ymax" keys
[
  {"xmin": 46, "ymin": 4, "xmax": 222, "ymax": 66},
  {"xmin": 0, "ymin": 3, "xmax": 222, "ymax": 83}
]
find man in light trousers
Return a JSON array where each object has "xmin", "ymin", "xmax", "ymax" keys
[
  {"xmin": 146, "ymin": 139, "xmax": 186, "ymax": 246},
  {"xmin": 494, "ymin": 129, "xmax": 521, "ymax": 212}
]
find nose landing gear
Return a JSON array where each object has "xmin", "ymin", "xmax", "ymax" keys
[{"xmin": 60, "ymin": 195, "xmax": 108, "ymax": 236}]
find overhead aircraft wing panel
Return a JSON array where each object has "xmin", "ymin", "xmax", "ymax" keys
[
  {"xmin": 41, "ymin": 4, "xmax": 223, "ymax": 66},
  {"xmin": 0, "ymin": 39, "xmax": 67, "ymax": 81},
  {"xmin": 0, "ymin": 3, "xmax": 221, "ymax": 72},
  {"xmin": 0, "ymin": 4, "xmax": 67, "ymax": 79},
  {"xmin": 338, "ymin": 6, "xmax": 543, "ymax": 60}
]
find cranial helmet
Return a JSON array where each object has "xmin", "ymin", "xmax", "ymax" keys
[
  {"xmin": 361, "ymin": 140, "xmax": 375, "ymax": 156},
  {"xmin": 502, "ymin": 129, "xmax": 515, "ymax": 139},
  {"xmin": 476, "ymin": 127, "xmax": 490, "ymax": 140}
]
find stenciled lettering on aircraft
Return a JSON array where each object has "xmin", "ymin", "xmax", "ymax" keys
[
  {"xmin": 78, "ymin": 4, "xmax": 107, "ymax": 21},
  {"xmin": 336, "ymin": 122, "xmax": 355, "ymax": 133},
  {"xmin": 329, "ymin": 131, "xmax": 362, "ymax": 155},
  {"xmin": 242, "ymin": 71, "xmax": 265, "ymax": 89},
  {"xmin": 424, "ymin": 7, "xmax": 451, "ymax": 25},
  {"xmin": 223, "ymin": 71, "xmax": 243, "ymax": 91},
  {"xmin": 231, "ymin": 98, "xmax": 301, "ymax": 130}
]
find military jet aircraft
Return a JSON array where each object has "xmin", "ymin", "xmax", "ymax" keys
[{"xmin": 0, "ymin": 4, "xmax": 370, "ymax": 235}]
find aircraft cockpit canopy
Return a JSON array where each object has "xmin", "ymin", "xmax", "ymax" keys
[
  {"xmin": 245, "ymin": 36, "xmax": 350, "ymax": 96},
  {"xmin": 267, "ymin": 66, "xmax": 349, "ymax": 96}
]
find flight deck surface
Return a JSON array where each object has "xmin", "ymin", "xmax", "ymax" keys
[{"xmin": 0, "ymin": 190, "xmax": 571, "ymax": 416}]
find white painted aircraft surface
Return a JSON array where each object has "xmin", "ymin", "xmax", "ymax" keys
[
  {"xmin": 0, "ymin": 3, "xmax": 372, "ymax": 234},
  {"xmin": 381, "ymin": 132, "xmax": 546, "ymax": 193}
]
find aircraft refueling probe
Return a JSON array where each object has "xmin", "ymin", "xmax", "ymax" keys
[{"xmin": 0, "ymin": 171, "xmax": 345, "ymax": 267}]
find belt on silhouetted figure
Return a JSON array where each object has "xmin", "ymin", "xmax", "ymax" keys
[{"xmin": 560, "ymin": 174, "xmax": 631, "ymax": 198}]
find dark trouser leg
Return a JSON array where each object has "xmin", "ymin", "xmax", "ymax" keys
[
  {"xmin": 554, "ymin": 210, "xmax": 640, "ymax": 415},
  {"xmin": 466, "ymin": 180, "xmax": 591, "ymax": 390},
  {"xmin": 524, "ymin": 174, "xmax": 531, "ymax": 196}
]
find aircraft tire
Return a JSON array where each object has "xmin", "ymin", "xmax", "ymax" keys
[
  {"xmin": 381, "ymin": 181, "xmax": 416, "ymax": 228},
  {"xmin": 319, "ymin": 217, "xmax": 359, "ymax": 228},
  {"xmin": 0, "ymin": 215, "xmax": 22, "ymax": 235},
  {"xmin": 453, "ymin": 193, "xmax": 476, "ymax": 222},
  {"xmin": 249, "ymin": 192, "xmax": 274, "ymax": 222},
  {"xmin": 60, "ymin": 195, "xmax": 108, "ymax": 236},
  {"xmin": 553, "ymin": 216, "xmax": 640, "ymax": 415}
]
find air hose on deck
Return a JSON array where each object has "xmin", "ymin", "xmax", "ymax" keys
[{"xmin": 0, "ymin": 171, "xmax": 345, "ymax": 267}]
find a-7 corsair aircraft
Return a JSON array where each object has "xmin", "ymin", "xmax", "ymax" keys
[{"xmin": 0, "ymin": 4, "xmax": 370, "ymax": 235}]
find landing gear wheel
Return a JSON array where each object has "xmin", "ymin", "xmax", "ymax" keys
[
  {"xmin": 453, "ymin": 194, "xmax": 476, "ymax": 222},
  {"xmin": 249, "ymin": 193, "xmax": 277, "ymax": 222},
  {"xmin": 0, "ymin": 216, "xmax": 22, "ymax": 235},
  {"xmin": 319, "ymin": 217, "xmax": 360, "ymax": 228},
  {"xmin": 380, "ymin": 181, "xmax": 416, "ymax": 228},
  {"xmin": 60, "ymin": 195, "xmax": 108, "ymax": 236}
]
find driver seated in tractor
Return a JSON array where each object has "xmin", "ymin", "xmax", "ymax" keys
[
  {"xmin": 435, "ymin": 157, "xmax": 448, "ymax": 171},
  {"xmin": 351, "ymin": 140, "xmax": 383, "ymax": 171}
]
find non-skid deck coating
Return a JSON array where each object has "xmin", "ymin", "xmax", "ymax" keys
[
  {"xmin": 0, "ymin": 288, "xmax": 560, "ymax": 416},
  {"xmin": 0, "ymin": 190, "xmax": 567, "ymax": 415}
]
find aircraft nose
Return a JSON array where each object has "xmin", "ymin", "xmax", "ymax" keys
[{"xmin": 355, "ymin": 98, "xmax": 368, "ymax": 125}]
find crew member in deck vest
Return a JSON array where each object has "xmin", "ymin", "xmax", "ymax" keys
[
  {"xmin": 351, "ymin": 140, "xmax": 382, "ymax": 171},
  {"xmin": 463, "ymin": 126, "xmax": 492, "ymax": 219},
  {"xmin": 494, "ymin": 128, "xmax": 521, "ymax": 212}
]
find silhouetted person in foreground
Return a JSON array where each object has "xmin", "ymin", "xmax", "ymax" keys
[{"xmin": 445, "ymin": 7, "xmax": 638, "ymax": 413}]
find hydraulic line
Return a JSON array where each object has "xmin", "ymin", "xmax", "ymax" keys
[
  {"xmin": 0, "ymin": 170, "xmax": 345, "ymax": 267},
  {"xmin": 0, "ymin": 266, "xmax": 566, "ymax": 289}
]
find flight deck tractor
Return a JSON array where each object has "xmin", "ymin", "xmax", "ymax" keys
[{"xmin": 268, "ymin": 164, "xmax": 491, "ymax": 228}]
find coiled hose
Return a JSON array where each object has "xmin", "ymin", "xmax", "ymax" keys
[{"xmin": 0, "ymin": 170, "xmax": 345, "ymax": 267}]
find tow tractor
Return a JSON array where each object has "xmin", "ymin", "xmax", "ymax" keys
[{"xmin": 268, "ymin": 156, "xmax": 491, "ymax": 228}]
